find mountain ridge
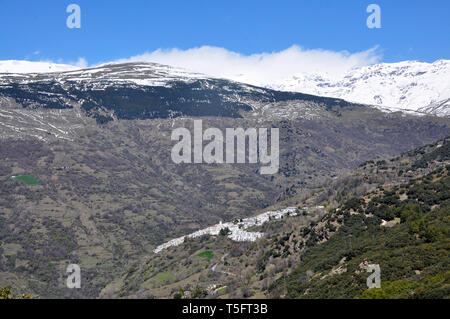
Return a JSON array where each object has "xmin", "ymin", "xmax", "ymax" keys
[
  {"xmin": 0, "ymin": 62, "xmax": 358, "ymax": 125},
  {"xmin": 264, "ymin": 59, "xmax": 450, "ymax": 117},
  {"xmin": 0, "ymin": 60, "xmax": 449, "ymax": 299},
  {"xmin": 1, "ymin": 59, "xmax": 449, "ymax": 117}
]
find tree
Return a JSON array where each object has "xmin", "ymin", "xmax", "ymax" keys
[
  {"xmin": 219, "ymin": 227, "xmax": 231, "ymax": 236},
  {"xmin": 0, "ymin": 286, "xmax": 11, "ymax": 299},
  {"xmin": 191, "ymin": 286, "xmax": 207, "ymax": 299},
  {"xmin": 0, "ymin": 286, "xmax": 33, "ymax": 299}
]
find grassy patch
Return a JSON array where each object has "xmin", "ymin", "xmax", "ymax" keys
[
  {"xmin": 217, "ymin": 286, "xmax": 227, "ymax": 295},
  {"xmin": 197, "ymin": 251, "xmax": 214, "ymax": 259},
  {"xmin": 154, "ymin": 272, "xmax": 175, "ymax": 282},
  {"xmin": 141, "ymin": 271, "xmax": 176, "ymax": 289},
  {"xmin": 8, "ymin": 174, "xmax": 40, "ymax": 185}
]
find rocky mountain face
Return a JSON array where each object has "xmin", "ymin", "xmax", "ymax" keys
[
  {"xmin": 0, "ymin": 61, "xmax": 449, "ymax": 298},
  {"xmin": 263, "ymin": 60, "xmax": 450, "ymax": 117},
  {"xmin": 0, "ymin": 62, "xmax": 354, "ymax": 126}
]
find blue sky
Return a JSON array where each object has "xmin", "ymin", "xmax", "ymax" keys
[{"xmin": 0, "ymin": 0, "xmax": 449, "ymax": 65}]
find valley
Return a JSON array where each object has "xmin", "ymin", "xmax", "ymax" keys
[
  {"xmin": 0, "ymin": 62, "xmax": 449, "ymax": 298},
  {"xmin": 110, "ymin": 138, "xmax": 449, "ymax": 299}
]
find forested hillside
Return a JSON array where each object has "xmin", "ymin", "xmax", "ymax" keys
[{"xmin": 106, "ymin": 138, "xmax": 449, "ymax": 299}]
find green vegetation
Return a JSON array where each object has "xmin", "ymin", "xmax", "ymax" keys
[
  {"xmin": 0, "ymin": 286, "xmax": 33, "ymax": 299},
  {"xmin": 107, "ymin": 138, "xmax": 450, "ymax": 299},
  {"xmin": 412, "ymin": 139, "xmax": 449, "ymax": 169},
  {"xmin": 357, "ymin": 271, "xmax": 450, "ymax": 299},
  {"xmin": 0, "ymin": 111, "xmax": 448, "ymax": 298},
  {"xmin": 219, "ymin": 227, "xmax": 231, "ymax": 236},
  {"xmin": 191, "ymin": 286, "xmax": 208, "ymax": 299},
  {"xmin": 279, "ymin": 168, "xmax": 450, "ymax": 299},
  {"xmin": 197, "ymin": 251, "xmax": 214, "ymax": 259},
  {"xmin": 8, "ymin": 174, "xmax": 40, "ymax": 185},
  {"xmin": 154, "ymin": 272, "xmax": 175, "ymax": 283}
]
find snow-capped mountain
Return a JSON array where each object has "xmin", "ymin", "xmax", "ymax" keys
[
  {"xmin": 1, "ymin": 59, "xmax": 449, "ymax": 117},
  {"xmin": 1, "ymin": 61, "xmax": 346, "ymax": 131},
  {"xmin": 266, "ymin": 60, "xmax": 450, "ymax": 116},
  {"xmin": 0, "ymin": 60, "xmax": 79, "ymax": 74},
  {"xmin": 0, "ymin": 61, "xmax": 210, "ymax": 87}
]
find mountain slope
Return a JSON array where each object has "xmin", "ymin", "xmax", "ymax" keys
[
  {"xmin": 104, "ymin": 138, "xmax": 450, "ymax": 299},
  {"xmin": 0, "ymin": 62, "xmax": 357, "ymax": 124},
  {"xmin": 0, "ymin": 61, "xmax": 449, "ymax": 298},
  {"xmin": 266, "ymin": 60, "xmax": 450, "ymax": 117},
  {"xmin": 282, "ymin": 170, "xmax": 450, "ymax": 298},
  {"xmin": 2, "ymin": 59, "xmax": 449, "ymax": 117}
]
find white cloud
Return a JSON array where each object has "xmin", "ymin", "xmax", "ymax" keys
[
  {"xmin": 114, "ymin": 45, "xmax": 382, "ymax": 85},
  {"xmin": 51, "ymin": 57, "xmax": 88, "ymax": 69},
  {"xmin": 73, "ymin": 57, "xmax": 88, "ymax": 68},
  {"xmin": 5, "ymin": 46, "xmax": 382, "ymax": 85}
]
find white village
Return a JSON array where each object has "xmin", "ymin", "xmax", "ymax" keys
[{"xmin": 153, "ymin": 207, "xmax": 300, "ymax": 253}]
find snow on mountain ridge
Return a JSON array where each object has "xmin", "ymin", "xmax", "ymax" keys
[
  {"xmin": 0, "ymin": 61, "xmax": 212, "ymax": 89},
  {"xmin": 267, "ymin": 59, "xmax": 450, "ymax": 116},
  {"xmin": 1, "ymin": 59, "xmax": 449, "ymax": 116},
  {"xmin": 0, "ymin": 60, "xmax": 80, "ymax": 74}
]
